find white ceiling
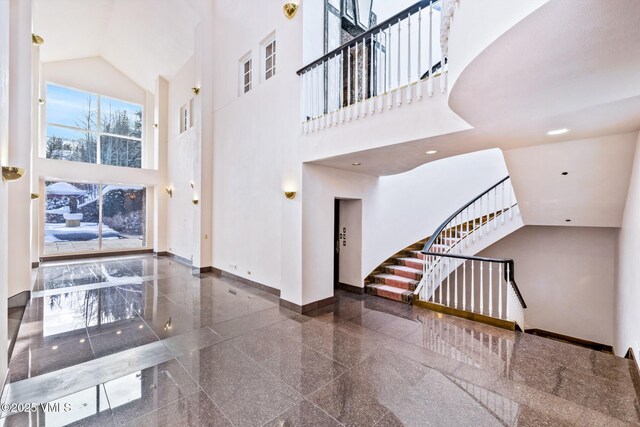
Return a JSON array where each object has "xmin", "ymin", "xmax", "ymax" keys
[
  {"xmin": 504, "ymin": 133, "xmax": 637, "ymax": 227},
  {"xmin": 34, "ymin": 0, "xmax": 202, "ymax": 92}
]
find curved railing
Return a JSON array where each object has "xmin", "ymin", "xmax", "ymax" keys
[{"xmin": 414, "ymin": 176, "xmax": 526, "ymax": 326}]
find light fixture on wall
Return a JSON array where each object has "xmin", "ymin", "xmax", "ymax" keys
[
  {"xmin": 30, "ymin": 193, "xmax": 39, "ymax": 200},
  {"xmin": 32, "ymin": 34, "xmax": 44, "ymax": 45},
  {"xmin": 547, "ymin": 128, "xmax": 569, "ymax": 136},
  {"xmin": 153, "ymin": 123, "xmax": 158, "ymax": 129},
  {"xmin": 38, "ymin": 98, "xmax": 45, "ymax": 105},
  {"xmin": 191, "ymin": 87, "xmax": 200, "ymax": 95},
  {"xmin": 284, "ymin": 191, "xmax": 296, "ymax": 200},
  {"xmin": 283, "ymin": 1, "xmax": 300, "ymax": 19},
  {"xmin": 192, "ymin": 196, "xmax": 199, "ymax": 205},
  {"xmin": 2, "ymin": 166, "xmax": 25, "ymax": 182},
  {"xmin": 165, "ymin": 186, "xmax": 173, "ymax": 198},
  {"xmin": 426, "ymin": 150, "xmax": 437, "ymax": 155}
]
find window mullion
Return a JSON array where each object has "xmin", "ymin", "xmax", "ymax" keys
[{"xmin": 97, "ymin": 94, "xmax": 102, "ymax": 165}]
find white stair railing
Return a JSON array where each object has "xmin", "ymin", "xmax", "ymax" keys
[
  {"xmin": 414, "ymin": 176, "xmax": 526, "ymax": 327},
  {"xmin": 297, "ymin": 0, "xmax": 446, "ymax": 133}
]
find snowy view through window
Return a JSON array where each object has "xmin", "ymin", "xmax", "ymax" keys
[
  {"xmin": 46, "ymin": 84, "xmax": 143, "ymax": 168},
  {"xmin": 44, "ymin": 181, "xmax": 146, "ymax": 255}
]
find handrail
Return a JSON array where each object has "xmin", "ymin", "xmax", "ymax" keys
[
  {"xmin": 422, "ymin": 176, "xmax": 510, "ymax": 253},
  {"xmin": 422, "ymin": 251, "xmax": 527, "ymax": 308},
  {"xmin": 296, "ymin": 0, "xmax": 437, "ymax": 75}
]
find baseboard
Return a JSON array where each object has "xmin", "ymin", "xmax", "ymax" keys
[
  {"xmin": 414, "ymin": 299, "xmax": 517, "ymax": 331},
  {"xmin": 8, "ymin": 291, "xmax": 30, "ymax": 309},
  {"xmin": 31, "ymin": 262, "xmax": 39, "ymax": 269},
  {"xmin": 525, "ymin": 329, "xmax": 614, "ymax": 354},
  {"xmin": 337, "ymin": 282, "xmax": 365, "ymax": 294},
  {"xmin": 209, "ymin": 267, "xmax": 281, "ymax": 297},
  {"xmin": 40, "ymin": 248, "xmax": 153, "ymax": 262},
  {"xmin": 279, "ymin": 296, "xmax": 335, "ymax": 314},
  {"xmin": 192, "ymin": 266, "xmax": 212, "ymax": 275},
  {"xmin": 156, "ymin": 251, "xmax": 192, "ymax": 267}
]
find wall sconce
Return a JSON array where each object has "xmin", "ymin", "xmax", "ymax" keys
[
  {"xmin": 165, "ymin": 186, "xmax": 173, "ymax": 198},
  {"xmin": 30, "ymin": 193, "xmax": 39, "ymax": 200},
  {"xmin": 191, "ymin": 87, "xmax": 200, "ymax": 95},
  {"xmin": 153, "ymin": 123, "xmax": 158, "ymax": 129},
  {"xmin": 284, "ymin": 191, "xmax": 296, "ymax": 200},
  {"xmin": 192, "ymin": 197, "xmax": 199, "ymax": 205},
  {"xmin": 283, "ymin": 1, "xmax": 300, "ymax": 19},
  {"xmin": 32, "ymin": 34, "xmax": 44, "ymax": 45},
  {"xmin": 190, "ymin": 181, "xmax": 195, "ymax": 189},
  {"xmin": 38, "ymin": 98, "xmax": 45, "ymax": 105},
  {"xmin": 2, "ymin": 166, "xmax": 25, "ymax": 182}
]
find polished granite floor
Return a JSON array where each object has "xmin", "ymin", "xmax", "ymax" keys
[{"xmin": 1, "ymin": 255, "xmax": 639, "ymax": 426}]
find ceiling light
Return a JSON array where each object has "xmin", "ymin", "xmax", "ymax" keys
[
  {"xmin": 51, "ymin": 345, "xmax": 58, "ymax": 350},
  {"xmin": 426, "ymin": 150, "xmax": 438, "ymax": 155},
  {"xmin": 547, "ymin": 128, "xmax": 569, "ymax": 136},
  {"xmin": 352, "ymin": 162, "xmax": 361, "ymax": 166},
  {"xmin": 80, "ymin": 339, "xmax": 85, "ymax": 343},
  {"xmin": 116, "ymin": 330, "xmax": 122, "ymax": 335}
]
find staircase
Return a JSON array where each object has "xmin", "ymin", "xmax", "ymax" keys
[
  {"xmin": 365, "ymin": 240, "xmax": 427, "ymax": 303},
  {"xmin": 366, "ymin": 176, "xmax": 527, "ymax": 330}
]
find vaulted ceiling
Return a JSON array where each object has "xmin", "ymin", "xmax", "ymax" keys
[{"xmin": 34, "ymin": 0, "xmax": 203, "ymax": 92}]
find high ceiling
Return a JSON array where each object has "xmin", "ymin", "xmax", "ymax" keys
[{"xmin": 34, "ymin": 0, "xmax": 203, "ymax": 92}]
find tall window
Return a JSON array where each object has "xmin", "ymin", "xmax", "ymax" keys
[
  {"xmin": 243, "ymin": 58, "xmax": 252, "ymax": 93},
  {"xmin": 264, "ymin": 39, "xmax": 276, "ymax": 80},
  {"xmin": 45, "ymin": 83, "xmax": 143, "ymax": 168}
]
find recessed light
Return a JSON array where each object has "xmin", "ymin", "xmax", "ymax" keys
[
  {"xmin": 561, "ymin": 172, "xmax": 568, "ymax": 176},
  {"xmin": 547, "ymin": 128, "xmax": 569, "ymax": 136},
  {"xmin": 79, "ymin": 339, "xmax": 85, "ymax": 343},
  {"xmin": 116, "ymin": 330, "xmax": 122, "ymax": 335},
  {"xmin": 352, "ymin": 162, "xmax": 361, "ymax": 166},
  {"xmin": 51, "ymin": 345, "xmax": 58, "ymax": 350},
  {"xmin": 426, "ymin": 150, "xmax": 438, "ymax": 155},
  {"xmin": 139, "ymin": 325, "xmax": 144, "ymax": 329}
]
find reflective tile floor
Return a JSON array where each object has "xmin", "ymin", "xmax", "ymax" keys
[{"xmin": 2, "ymin": 255, "xmax": 639, "ymax": 426}]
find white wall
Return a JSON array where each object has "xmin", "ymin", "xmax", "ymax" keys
[
  {"xmin": 447, "ymin": 0, "xmax": 549, "ymax": 92},
  {"xmin": 477, "ymin": 226, "xmax": 616, "ymax": 346},
  {"xmin": 166, "ymin": 56, "xmax": 199, "ymax": 263},
  {"xmin": 0, "ymin": 0, "xmax": 11, "ymax": 384},
  {"xmin": 339, "ymin": 199, "xmax": 363, "ymax": 288},
  {"xmin": 301, "ymin": 149, "xmax": 509, "ymax": 304},
  {"xmin": 615, "ymin": 131, "xmax": 640, "ymax": 357}
]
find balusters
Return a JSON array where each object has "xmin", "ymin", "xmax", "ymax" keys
[
  {"xmin": 494, "ymin": 186, "xmax": 498, "ymax": 229},
  {"xmin": 479, "ymin": 261, "xmax": 484, "ymax": 314},
  {"xmin": 446, "ymin": 257, "xmax": 450, "ymax": 307},
  {"xmin": 462, "ymin": 261, "xmax": 467, "ymax": 310},
  {"xmin": 489, "ymin": 263, "xmax": 493, "ymax": 316},
  {"xmin": 506, "ymin": 263, "xmax": 511, "ymax": 320},
  {"xmin": 498, "ymin": 263, "xmax": 503, "ymax": 319},
  {"xmin": 508, "ymin": 180, "xmax": 513, "ymax": 220},
  {"xmin": 471, "ymin": 260, "xmax": 475, "ymax": 311},
  {"xmin": 407, "ymin": 13, "xmax": 412, "ymax": 103},
  {"xmin": 396, "ymin": 18, "xmax": 402, "ymax": 106},
  {"xmin": 417, "ymin": 7, "xmax": 423, "ymax": 100},
  {"xmin": 387, "ymin": 23, "xmax": 393, "ymax": 109},
  {"xmin": 454, "ymin": 257, "xmax": 458, "ymax": 308}
]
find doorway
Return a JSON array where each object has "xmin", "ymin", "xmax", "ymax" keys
[{"xmin": 334, "ymin": 198, "xmax": 363, "ymax": 292}]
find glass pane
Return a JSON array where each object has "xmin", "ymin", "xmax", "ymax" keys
[
  {"xmin": 101, "ymin": 185, "xmax": 146, "ymax": 251},
  {"xmin": 46, "ymin": 83, "xmax": 98, "ymax": 131},
  {"xmin": 46, "ymin": 125, "xmax": 97, "ymax": 164},
  {"xmin": 266, "ymin": 57, "xmax": 273, "ymax": 71},
  {"xmin": 266, "ymin": 43, "xmax": 273, "ymax": 57},
  {"xmin": 100, "ymin": 135, "xmax": 142, "ymax": 168},
  {"xmin": 357, "ymin": 0, "xmax": 372, "ymax": 28},
  {"xmin": 266, "ymin": 69, "xmax": 273, "ymax": 80},
  {"xmin": 44, "ymin": 181, "xmax": 100, "ymax": 255},
  {"xmin": 100, "ymin": 97, "xmax": 143, "ymax": 138},
  {"xmin": 271, "ymin": 40, "xmax": 276, "ymax": 53},
  {"xmin": 244, "ymin": 59, "xmax": 251, "ymax": 73}
]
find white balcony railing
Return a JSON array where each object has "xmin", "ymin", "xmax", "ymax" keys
[{"xmin": 297, "ymin": 0, "xmax": 447, "ymax": 134}]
